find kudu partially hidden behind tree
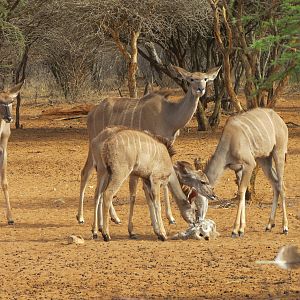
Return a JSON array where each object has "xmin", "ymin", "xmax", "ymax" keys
[
  {"xmin": 91, "ymin": 127, "xmax": 215, "ymax": 241},
  {"xmin": 204, "ymin": 108, "xmax": 288, "ymax": 237},
  {"xmin": 77, "ymin": 65, "xmax": 221, "ymax": 225},
  {"xmin": 0, "ymin": 82, "xmax": 23, "ymax": 224}
]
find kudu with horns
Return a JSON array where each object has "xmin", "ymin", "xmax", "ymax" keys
[
  {"xmin": 0, "ymin": 81, "xmax": 23, "ymax": 224},
  {"xmin": 77, "ymin": 65, "xmax": 221, "ymax": 225},
  {"xmin": 204, "ymin": 108, "xmax": 288, "ymax": 237}
]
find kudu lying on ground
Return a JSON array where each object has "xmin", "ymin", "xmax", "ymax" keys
[
  {"xmin": 77, "ymin": 65, "xmax": 221, "ymax": 225},
  {"xmin": 204, "ymin": 108, "xmax": 288, "ymax": 237},
  {"xmin": 0, "ymin": 82, "xmax": 23, "ymax": 224},
  {"xmin": 90, "ymin": 127, "xmax": 215, "ymax": 241}
]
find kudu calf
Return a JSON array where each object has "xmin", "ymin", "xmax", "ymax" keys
[
  {"xmin": 77, "ymin": 65, "xmax": 221, "ymax": 225},
  {"xmin": 0, "ymin": 82, "xmax": 23, "ymax": 224},
  {"xmin": 91, "ymin": 127, "xmax": 215, "ymax": 241},
  {"xmin": 204, "ymin": 108, "xmax": 288, "ymax": 237}
]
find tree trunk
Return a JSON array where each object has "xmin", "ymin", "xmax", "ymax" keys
[
  {"xmin": 128, "ymin": 30, "xmax": 140, "ymax": 98},
  {"xmin": 196, "ymin": 100, "xmax": 209, "ymax": 131},
  {"xmin": 15, "ymin": 45, "xmax": 29, "ymax": 129}
]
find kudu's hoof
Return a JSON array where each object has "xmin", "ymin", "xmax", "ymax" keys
[
  {"xmin": 265, "ymin": 223, "xmax": 275, "ymax": 232},
  {"xmin": 231, "ymin": 232, "xmax": 239, "ymax": 238},
  {"xmin": 76, "ymin": 215, "xmax": 84, "ymax": 224},
  {"xmin": 111, "ymin": 218, "xmax": 121, "ymax": 225},
  {"xmin": 169, "ymin": 220, "xmax": 176, "ymax": 225},
  {"xmin": 157, "ymin": 235, "xmax": 167, "ymax": 241},
  {"xmin": 92, "ymin": 231, "xmax": 98, "ymax": 240},
  {"xmin": 129, "ymin": 233, "xmax": 138, "ymax": 240},
  {"xmin": 282, "ymin": 229, "xmax": 288, "ymax": 235},
  {"xmin": 7, "ymin": 220, "xmax": 14, "ymax": 225},
  {"xmin": 102, "ymin": 233, "xmax": 111, "ymax": 242},
  {"xmin": 238, "ymin": 231, "xmax": 244, "ymax": 237}
]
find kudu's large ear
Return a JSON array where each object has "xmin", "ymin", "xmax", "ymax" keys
[
  {"xmin": 8, "ymin": 81, "xmax": 24, "ymax": 99},
  {"xmin": 169, "ymin": 65, "xmax": 193, "ymax": 81},
  {"xmin": 174, "ymin": 160, "xmax": 195, "ymax": 175},
  {"xmin": 205, "ymin": 66, "xmax": 221, "ymax": 82}
]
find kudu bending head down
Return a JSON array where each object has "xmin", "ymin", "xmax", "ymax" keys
[
  {"xmin": 174, "ymin": 160, "xmax": 216, "ymax": 222},
  {"xmin": 204, "ymin": 108, "xmax": 288, "ymax": 237},
  {"xmin": 0, "ymin": 81, "xmax": 23, "ymax": 224},
  {"xmin": 77, "ymin": 65, "xmax": 221, "ymax": 225},
  {"xmin": 91, "ymin": 127, "xmax": 215, "ymax": 241}
]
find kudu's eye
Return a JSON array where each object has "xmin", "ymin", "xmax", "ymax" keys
[
  {"xmin": 200, "ymin": 180, "xmax": 207, "ymax": 184},
  {"xmin": 204, "ymin": 78, "xmax": 208, "ymax": 82},
  {"xmin": 190, "ymin": 78, "xmax": 194, "ymax": 82}
]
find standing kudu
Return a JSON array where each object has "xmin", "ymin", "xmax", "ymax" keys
[
  {"xmin": 0, "ymin": 82, "xmax": 23, "ymax": 224},
  {"xmin": 91, "ymin": 126, "xmax": 215, "ymax": 241},
  {"xmin": 77, "ymin": 65, "xmax": 221, "ymax": 225},
  {"xmin": 204, "ymin": 108, "xmax": 288, "ymax": 237}
]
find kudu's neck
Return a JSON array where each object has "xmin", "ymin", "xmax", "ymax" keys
[
  {"xmin": 204, "ymin": 146, "xmax": 227, "ymax": 187},
  {"xmin": 164, "ymin": 88, "xmax": 200, "ymax": 132}
]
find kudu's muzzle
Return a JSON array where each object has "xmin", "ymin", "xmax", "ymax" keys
[{"xmin": 0, "ymin": 103, "xmax": 13, "ymax": 123}]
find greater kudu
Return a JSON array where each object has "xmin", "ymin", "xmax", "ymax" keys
[
  {"xmin": 77, "ymin": 65, "xmax": 221, "ymax": 225},
  {"xmin": 91, "ymin": 126, "xmax": 215, "ymax": 241},
  {"xmin": 0, "ymin": 82, "xmax": 23, "ymax": 224},
  {"xmin": 204, "ymin": 108, "xmax": 288, "ymax": 237}
]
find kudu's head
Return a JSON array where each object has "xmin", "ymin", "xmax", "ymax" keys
[
  {"xmin": 171, "ymin": 65, "xmax": 221, "ymax": 97},
  {"xmin": 0, "ymin": 81, "xmax": 23, "ymax": 123},
  {"xmin": 174, "ymin": 160, "xmax": 216, "ymax": 201}
]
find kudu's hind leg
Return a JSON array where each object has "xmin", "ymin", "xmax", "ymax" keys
[
  {"xmin": 0, "ymin": 148, "xmax": 13, "ymax": 224},
  {"xmin": 272, "ymin": 150, "xmax": 288, "ymax": 234},
  {"xmin": 77, "ymin": 150, "xmax": 94, "ymax": 224},
  {"xmin": 128, "ymin": 175, "xmax": 139, "ymax": 239},
  {"xmin": 257, "ymin": 157, "xmax": 280, "ymax": 232},
  {"xmin": 78, "ymin": 150, "xmax": 121, "ymax": 225}
]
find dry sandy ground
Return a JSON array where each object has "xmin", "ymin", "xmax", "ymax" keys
[{"xmin": 0, "ymin": 95, "xmax": 299, "ymax": 299}]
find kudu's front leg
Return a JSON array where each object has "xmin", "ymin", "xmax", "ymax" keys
[
  {"xmin": 232, "ymin": 163, "xmax": 255, "ymax": 238},
  {"xmin": 162, "ymin": 185, "xmax": 176, "ymax": 224},
  {"xmin": 1, "ymin": 147, "xmax": 13, "ymax": 224}
]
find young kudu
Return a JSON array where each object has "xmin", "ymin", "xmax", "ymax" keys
[
  {"xmin": 0, "ymin": 82, "xmax": 23, "ymax": 224},
  {"xmin": 91, "ymin": 127, "xmax": 215, "ymax": 241},
  {"xmin": 77, "ymin": 65, "xmax": 221, "ymax": 225},
  {"xmin": 204, "ymin": 108, "xmax": 288, "ymax": 237}
]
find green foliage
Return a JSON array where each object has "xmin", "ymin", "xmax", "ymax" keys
[{"xmin": 251, "ymin": 0, "xmax": 300, "ymax": 79}]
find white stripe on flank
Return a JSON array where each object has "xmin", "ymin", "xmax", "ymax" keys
[
  {"xmin": 138, "ymin": 135, "xmax": 142, "ymax": 153},
  {"xmin": 138, "ymin": 104, "xmax": 144, "ymax": 130},
  {"xmin": 107, "ymin": 101, "xmax": 115, "ymax": 125},
  {"xmin": 130, "ymin": 99, "xmax": 140, "ymax": 127},
  {"xmin": 153, "ymin": 139, "xmax": 157, "ymax": 160},
  {"xmin": 237, "ymin": 119, "xmax": 252, "ymax": 149},
  {"xmin": 240, "ymin": 116, "xmax": 261, "ymax": 150},
  {"xmin": 240, "ymin": 115, "xmax": 264, "ymax": 142},
  {"xmin": 121, "ymin": 101, "xmax": 130, "ymax": 125},
  {"xmin": 252, "ymin": 112, "xmax": 272, "ymax": 145},
  {"xmin": 119, "ymin": 134, "xmax": 126, "ymax": 150},
  {"xmin": 260, "ymin": 109, "xmax": 275, "ymax": 137},
  {"xmin": 240, "ymin": 118, "xmax": 258, "ymax": 150}
]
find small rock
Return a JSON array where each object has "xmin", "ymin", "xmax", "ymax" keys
[{"xmin": 67, "ymin": 235, "xmax": 85, "ymax": 245}]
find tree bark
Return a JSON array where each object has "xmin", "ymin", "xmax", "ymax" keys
[{"xmin": 15, "ymin": 45, "xmax": 29, "ymax": 129}]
